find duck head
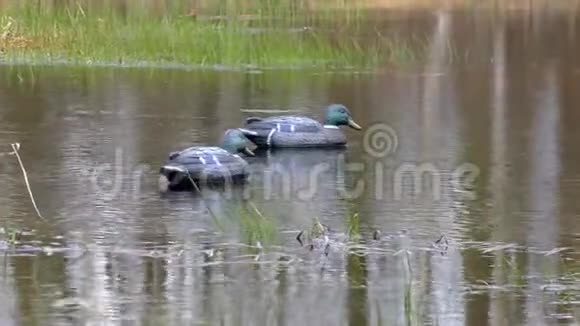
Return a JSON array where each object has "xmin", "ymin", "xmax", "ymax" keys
[
  {"xmin": 221, "ymin": 129, "xmax": 257, "ymax": 156},
  {"xmin": 324, "ymin": 104, "xmax": 361, "ymax": 130}
]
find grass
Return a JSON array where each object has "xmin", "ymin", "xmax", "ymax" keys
[
  {"xmin": 346, "ymin": 213, "xmax": 360, "ymax": 240},
  {"xmin": 238, "ymin": 202, "xmax": 277, "ymax": 245},
  {"xmin": 214, "ymin": 200, "xmax": 278, "ymax": 246},
  {"xmin": 0, "ymin": 225, "xmax": 22, "ymax": 246},
  {"xmin": 0, "ymin": 1, "xmax": 420, "ymax": 69}
]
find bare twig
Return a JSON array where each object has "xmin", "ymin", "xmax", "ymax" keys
[
  {"xmin": 10, "ymin": 143, "xmax": 44, "ymax": 220},
  {"xmin": 296, "ymin": 230, "xmax": 304, "ymax": 246}
]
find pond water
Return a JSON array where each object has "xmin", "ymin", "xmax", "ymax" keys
[{"xmin": 2, "ymin": 6, "xmax": 580, "ymax": 326}]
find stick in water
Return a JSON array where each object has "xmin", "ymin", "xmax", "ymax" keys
[{"xmin": 10, "ymin": 143, "xmax": 44, "ymax": 220}]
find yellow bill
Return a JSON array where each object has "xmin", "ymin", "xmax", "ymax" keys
[{"xmin": 347, "ymin": 118, "xmax": 362, "ymax": 130}]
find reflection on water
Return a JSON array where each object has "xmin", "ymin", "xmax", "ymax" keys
[{"xmin": 1, "ymin": 6, "xmax": 580, "ymax": 326}]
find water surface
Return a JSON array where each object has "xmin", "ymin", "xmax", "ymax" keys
[{"xmin": 1, "ymin": 6, "xmax": 580, "ymax": 326}]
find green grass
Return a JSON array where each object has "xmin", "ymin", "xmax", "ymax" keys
[
  {"xmin": 0, "ymin": 225, "xmax": 22, "ymax": 245},
  {"xmin": 0, "ymin": 1, "xmax": 419, "ymax": 69},
  {"xmin": 238, "ymin": 202, "xmax": 277, "ymax": 245},
  {"xmin": 212, "ymin": 200, "xmax": 278, "ymax": 246},
  {"xmin": 346, "ymin": 213, "xmax": 360, "ymax": 240}
]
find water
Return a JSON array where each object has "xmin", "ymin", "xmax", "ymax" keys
[{"xmin": 2, "ymin": 6, "xmax": 580, "ymax": 326}]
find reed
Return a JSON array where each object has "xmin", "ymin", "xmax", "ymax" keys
[
  {"xmin": 346, "ymin": 213, "xmax": 360, "ymax": 240},
  {"xmin": 9, "ymin": 143, "xmax": 44, "ymax": 220},
  {"xmin": 237, "ymin": 202, "xmax": 277, "ymax": 245},
  {"xmin": 210, "ymin": 199, "xmax": 278, "ymax": 246},
  {"xmin": 0, "ymin": 0, "xmax": 419, "ymax": 69}
]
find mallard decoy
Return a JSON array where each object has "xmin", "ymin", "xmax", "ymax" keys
[
  {"xmin": 240, "ymin": 104, "xmax": 361, "ymax": 148},
  {"xmin": 158, "ymin": 129, "xmax": 257, "ymax": 191}
]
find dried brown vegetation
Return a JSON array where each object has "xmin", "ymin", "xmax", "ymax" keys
[{"xmin": 0, "ymin": 17, "xmax": 34, "ymax": 51}]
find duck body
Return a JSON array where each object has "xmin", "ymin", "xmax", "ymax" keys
[
  {"xmin": 158, "ymin": 129, "xmax": 256, "ymax": 192},
  {"xmin": 159, "ymin": 147, "xmax": 250, "ymax": 191},
  {"xmin": 240, "ymin": 104, "xmax": 361, "ymax": 148},
  {"xmin": 242, "ymin": 116, "xmax": 348, "ymax": 148}
]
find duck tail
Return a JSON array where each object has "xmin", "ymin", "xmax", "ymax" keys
[
  {"xmin": 245, "ymin": 117, "xmax": 263, "ymax": 124},
  {"xmin": 168, "ymin": 151, "xmax": 180, "ymax": 160},
  {"xmin": 238, "ymin": 128, "xmax": 259, "ymax": 137}
]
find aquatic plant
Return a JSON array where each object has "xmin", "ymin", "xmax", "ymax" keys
[
  {"xmin": 0, "ymin": 1, "xmax": 420, "ymax": 69},
  {"xmin": 238, "ymin": 202, "xmax": 277, "ymax": 245},
  {"xmin": 0, "ymin": 226, "xmax": 22, "ymax": 246},
  {"xmin": 295, "ymin": 217, "xmax": 329, "ymax": 246},
  {"xmin": 346, "ymin": 212, "xmax": 360, "ymax": 240},
  {"xmin": 210, "ymin": 200, "xmax": 278, "ymax": 246}
]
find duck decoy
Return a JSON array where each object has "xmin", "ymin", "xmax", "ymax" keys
[
  {"xmin": 158, "ymin": 129, "xmax": 257, "ymax": 192},
  {"xmin": 239, "ymin": 104, "xmax": 361, "ymax": 148}
]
